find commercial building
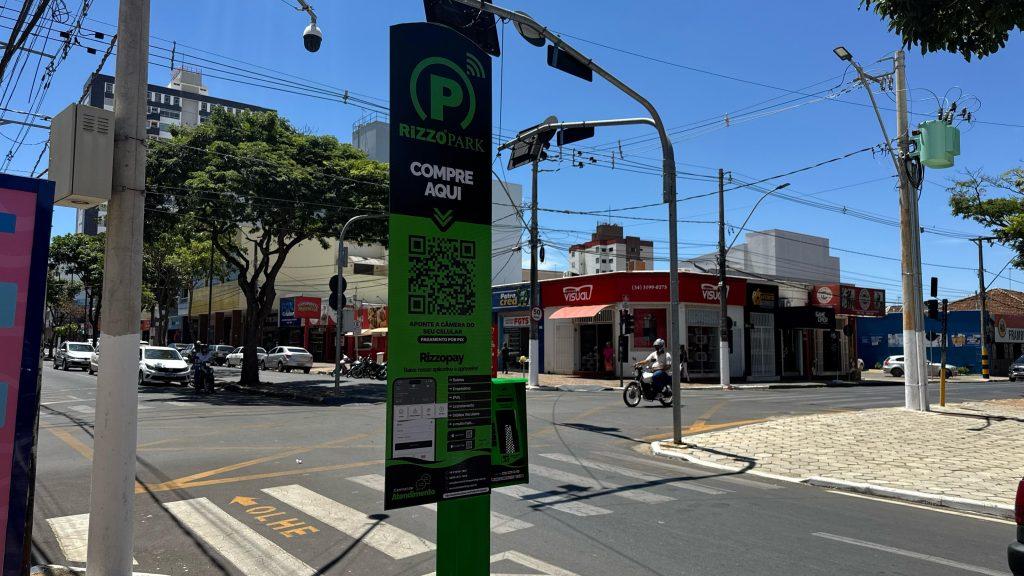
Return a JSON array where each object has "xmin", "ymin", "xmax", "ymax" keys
[
  {"xmin": 568, "ymin": 223, "xmax": 654, "ymax": 275},
  {"xmin": 687, "ymin": 229, "xmax": 840, "ymax": 284},
  {"xmin": 76, "ymin": 69, "xmax": 272, "ymax": 235},
  {"xmin": 858, "ymin": 288, "xmax": 1024, "ymax": 376}
]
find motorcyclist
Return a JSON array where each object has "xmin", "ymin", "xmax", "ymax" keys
[
  {"xmin": 193, "ymin": 342, "xmax": 214, "ymax": 389},
  {"xmin": 635, "ymin": 338, "xmax": 672, "ymax": 396}
]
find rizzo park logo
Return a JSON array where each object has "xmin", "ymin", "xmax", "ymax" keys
[{"xmin": 398, "ymin": 54, "xmax": 488, "ymax": 152}]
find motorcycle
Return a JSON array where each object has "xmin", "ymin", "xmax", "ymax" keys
[
  {"xmin": 190, "ymin": 358, "xmax": 216, "ymax": 394},
  {"xmin": 623, "ymin": 366, "xmax": 673, "ymax": 407},
  {"xmin": 375, "ymin": 361, "xmax": 387, "ymax": 381}
]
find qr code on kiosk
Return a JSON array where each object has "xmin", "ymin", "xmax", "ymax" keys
[{"xmin": 408, "ymin": 235, "xmax": 476, "ymax": 316}]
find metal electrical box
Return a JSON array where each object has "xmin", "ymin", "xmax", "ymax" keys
[{"xmin": 48, "ymin": 103, "xmax": 114, "ymax": 208}]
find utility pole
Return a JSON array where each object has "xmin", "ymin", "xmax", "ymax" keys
[
  {"xmin": 940, "ymin": 298, "xmax": 948, "ymax": 406},
  {"xmin": 528, "ymin": 157, "xmax": 540, "ymax": 389},
  {"xmin": 895, "ymin": 50, "xmax": 928, "ymax": 411},
  {"xmin": 717, "ymin": 168, "xmax": 730, "ymax": 389},
  {"xmin": 86, "ymin": 0, "xmax": 149, "ymax": 573},
  {"xmin": 972, "ymin": 237, "xmax": 997, "ymax": 379}
]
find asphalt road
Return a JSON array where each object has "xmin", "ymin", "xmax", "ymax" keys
[{"xmin": 31, "ymin": 365, "xmax": 1023, "ymax": 576}]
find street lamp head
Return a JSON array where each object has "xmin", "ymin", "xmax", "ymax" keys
[
  {"xmin": 773, "ymin": 182, "xmax": 791, "ymax": 191},
  {"xmin": 513, "ymin": 11, "xmax": 546, "ymax": 47},
  {"xmin": 833, "ymin": 46, "xmax": 852, "ymax": 61}
]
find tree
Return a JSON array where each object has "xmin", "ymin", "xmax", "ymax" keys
[
  {"xmin": 949, "ymin": 167, "xmax": 1024, "ymax": 264},
  {"xmin": 49, "ymin": 233, "xmax": 105, "ymax": 345},
  {"xmin": 44, "ymin": 270, "xmax": 83, "ymax": 356},
  {"xmin": 147, "ymin": 110, "xmax": 388, "ymax": 383},
  {"xmin": 860, "ymin": 0, "xmax": 1024, "ymax": 61},
  {"xmin": 143, "ymin": 226, "xmax": 226, "ymax": 346}
]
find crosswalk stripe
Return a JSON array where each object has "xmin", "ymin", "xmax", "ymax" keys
[
  {"xmin": 494, "ymin": 485, "xmax": 612, "ymax": 517},
  {"xmin": 163, "ymin": 498, "xmax": 315, "ymax": 576},
  {"xmin": 165, "ymin": 401, "xmax": 194, "ymax": 407},
  {"xmin": 603, "ymin": 453, "xmax": 780, "ymax": 490},
  {"xmin": 263, "ymin": 484, "xmax": 435, "ymax": 559},
  {"xmin": 529, "ymin": 463, "xmax": 674, "ymax": 504},
  {"xmin": 346, "ymin": 474, "xmax": 533, "ymax": 533},
  {"xmin": 539, "ymin": 453, "xmax": 728, "ymax": 495},
  {"xmin": 68, "ymin": 405, "xmax": 94, "ymax": 415},
  {"xmin": 46, "ymin": 513, "xmax": 138, "ymax": 566}
]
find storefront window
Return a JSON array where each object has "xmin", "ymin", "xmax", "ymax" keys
[{"xmin": 634, "ymin": 308, "xmax": 666, "ymax": 348}]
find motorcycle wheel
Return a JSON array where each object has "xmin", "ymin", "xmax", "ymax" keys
[
  {"xmin": 623, "ymin": 383, "xmax": 642, "ymax": 407},
  {"xmin": 659, "ymin": 393, "xmax": 673, "ymax": 407}
]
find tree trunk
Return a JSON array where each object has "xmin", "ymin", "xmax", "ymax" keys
[{"xmin": 240, "ymin": 306, "xmax": 263, "ymax": 384}]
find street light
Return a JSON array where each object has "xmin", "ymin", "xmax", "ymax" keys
[
  {"xmin": 832, "ymin": 46, "xmax": 852, "ymax": 61},
  {"xmin": 726, "ymin": 182, "xmax": 790, "ymax": 253},
  {"xmin": 513, "ymin": 11, "xmax": 546, "ymax": 47},
  {"xmin": 450, "ymin": 1, "xmax": 683, "ymax": 442},
  {"xmin": 500, "ymin": 117, "xmax": 657, "ymax": 390}
]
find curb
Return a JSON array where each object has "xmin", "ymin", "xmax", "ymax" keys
[
  {"xmin": 32, "ymin": 566, "xmax": 168, "ymax": 576},
  {"xmin": 651, "ymin": 441, "xmax": 1014, "ymax": 519},
  {"xmin": 222, "ymin": 383, "xmax": 381, "ymax": 405}
]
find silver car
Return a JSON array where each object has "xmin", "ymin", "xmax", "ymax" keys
[
  {"xmin": 266, "ymin": 346, "xmax": 313, "ymax": 373},
  {"xmin": 225, "ymin": 346, "xmax": 267, "ymax": 368},
  {"xmin": 882, "ymin": 354, "xmax": 956, "ymax": 378},
  {"xmin": 54, "ymin": 341, "xmax": 94, "ymax": 371}
]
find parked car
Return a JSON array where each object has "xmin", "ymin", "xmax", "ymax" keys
[
  {"xmin": 265, "ymin": 346, "xmax": 313, "ymax": 373},
  {"xmin": 54, "ymin": 341, "xmax": 94, "ymax": 371},
  {"xmin": 225, "ymin": 346, "xmax": 267, "ymax": 368},
  {"xmin": 1009, "ymin": 355, "xmax": 1024, "ymax": 382},
  {"xmin": 88, "ymin": 343, "xmax": 100, "ymax": 375},
  {"xmin": 1009, "ymin": 477, "xmax": 1024, "ymax": 575},
  {"xmin": 138, "ymin": 346, "xmax": 190, "ymax": 385},
  {"xmin": 210, "ymin": 344, "xmax": 235, "ymax": 366},
  {"xmin": 881, "ymin": 355, "xmax": 956, "ymax": 378}
]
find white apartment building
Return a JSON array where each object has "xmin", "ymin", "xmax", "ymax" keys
[{"xmin": 568, "ymin": 223, "xmax": 654, "ymax": 276}]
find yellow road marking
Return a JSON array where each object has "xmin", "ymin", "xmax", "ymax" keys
[
  {"xmin": 691, "ymin": 400, "xmax": 727, "ymax": 430},
  {"xmin": 158, "ymin": 433, "xmax": 368, "ymax": 487},
  {"xmin": 45, "ymin": 424, "xmax": 93, "ymax": 460},
  {"xmin": 138, "ymin": 459, "xmax": 381, "ymax": 493},
  {"xmin": 638, "ymin": 417, "xmax": 770, "ymax": 442}
]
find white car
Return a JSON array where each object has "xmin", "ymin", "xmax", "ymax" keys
[
  {"xmin": 881, "ymin": 355, "xmax": 956, "ymax": 378},
  {"xmin": 139, "ymin": 346, "xmax": 190, "ymax": 385},
  {"xmin": 266, "ymin": 346, "xmax": 313, "ymax": 373},
  {"xmin": 225, "ymin": 346, "xmax": 267, "ymax": 368},
  {"xmin": 54, "ymin": 341, "xmax": 94, "ymax": 371}
]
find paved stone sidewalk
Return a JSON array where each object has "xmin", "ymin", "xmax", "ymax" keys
[{"xmin": 653, "ymin": 400, "xmax": 1024, "ymax": 513}]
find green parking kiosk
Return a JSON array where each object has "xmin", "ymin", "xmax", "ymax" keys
[{"xmin": 386, "ymin": 20, "xmax": 528, "ymax": 575}]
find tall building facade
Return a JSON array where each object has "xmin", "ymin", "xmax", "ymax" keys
[
  {"xmin": 568, "ymin": 223, "xmax": 654, "ymax": 275},
  {"xmin": 352, "ymin": 115, "xmax": 524, "ymax": 287},
  {"xmin": 76, "ymin": 69, "xmax": 272, "ymax": 235},
  {"xmin": 687, "ymin": 229, "xmax": 840, "ymax": 285}
]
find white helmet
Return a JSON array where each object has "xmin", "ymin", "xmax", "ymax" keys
[{"xmin": 653, "ymin": 338, "xmax": 665, "ymax": 350}]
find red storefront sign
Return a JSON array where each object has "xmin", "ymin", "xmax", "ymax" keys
[
  {"xmin": 294, "ymin": 296, "xmax": 322, "ymax": 319},
  {"xmin": 541, "ymin": 272, "xmax": 746, "ymax": 308},
  {"xmin": 812, "ymin": 284, "xmax": 885, "ymax": 317}
]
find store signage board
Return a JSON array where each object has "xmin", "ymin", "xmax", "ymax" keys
[
  {"xmin": 0, "ymin": 175, "xmax": 53, "ymax": 575},
  {"xmin": 385, "ymin": 22, "xmax": 494, "ymax": 510}
]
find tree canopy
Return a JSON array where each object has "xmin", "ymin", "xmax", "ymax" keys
[
  {"xmin": 147, "ymin": 109, "xmax": 388, "ymax": 381},
  {"xmin": 949, "ymin": 167, "xmax": 1024, "ymax": 264},
  {"xmin": 49, "ymin": 232, "xmax": 105, "ymax": 344},
  {"xmin": 860, "ymin": 0, "xmax": 1024, "ymax": 60}
]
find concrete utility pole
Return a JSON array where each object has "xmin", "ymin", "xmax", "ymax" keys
[
  {"xmin": 206, "ymin": 230, "xmax": 216, "ymax": 343},
  {"xmin": 895, "ymin": 50, "xmax": 928, "ymax": 410},
  {"xmin": 528, "ymin": 157, "xmax": 540, "ymax": 389},
  {"xmin": 86, "ymin": 0, "xmax": 149, "ymax": 573},
  {"xmin": 717, "ymin": 168, "xmax": 730, "ymax": 388},
  {"xmin": 837, "ymin": 46, "xmax": 926, "ymax": 410},
  {"xmin": 972, "ymin": 236, "xmax": 997, "ymax": 379}
]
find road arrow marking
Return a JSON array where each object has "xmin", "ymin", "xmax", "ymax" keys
[{"xmin": 231, "ymin": 496, "xmax": 258, "ymax": 506}]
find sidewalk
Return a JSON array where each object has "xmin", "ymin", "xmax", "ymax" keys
[{"xmin": 652, "ymin": 399, "xmax": 1024, "ymax": 517}]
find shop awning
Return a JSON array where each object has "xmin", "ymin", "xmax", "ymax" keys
[{"xmin": 549, "ymin": 304, "xmax": 609, "ymax": 320}]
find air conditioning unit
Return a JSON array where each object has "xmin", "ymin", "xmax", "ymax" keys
[{"xmin": 48, "ymin": 103, "xmax": 114, "ymax": 208}]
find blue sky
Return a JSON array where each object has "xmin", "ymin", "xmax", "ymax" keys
[{"xmin": 6, "ymin": 0, "xmax": 1023, "ymax": 303}]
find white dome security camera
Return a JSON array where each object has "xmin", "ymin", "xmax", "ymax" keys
[{"xmin": 303, "ymin": 21, "xmax": 322, "ymax": 52}]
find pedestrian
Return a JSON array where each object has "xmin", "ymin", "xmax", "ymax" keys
[
  {"xmin": 500, "ymin": 341, "xmax": 510, "ymax": 374},
  {"xmin": 679, "ymin": 344, "xmax": 691, "ymax": 383},
  {"xmin": 602, "ymin": 341, "xmax": 615, "ymax": 373}
]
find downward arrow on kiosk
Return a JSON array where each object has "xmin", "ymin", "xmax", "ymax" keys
[
  {"xmin": 432, "ymin": 208, "xmax": 454, "ymax": 231},
  {"xmin": 231, "ymin": 496, "xmax": 258, "ymax": 506}
]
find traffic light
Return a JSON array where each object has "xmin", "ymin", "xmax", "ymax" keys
[
  {"xmin": 329, "ymin": 274, "xmax": 347, "ymax": 311},
  {"xmin": 926, "ymin": 298, "xmax": 939, "ymax": 320},
  {"xmin": 622, "ymin": 311, "xmax": 634, "ymax": 335}
]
